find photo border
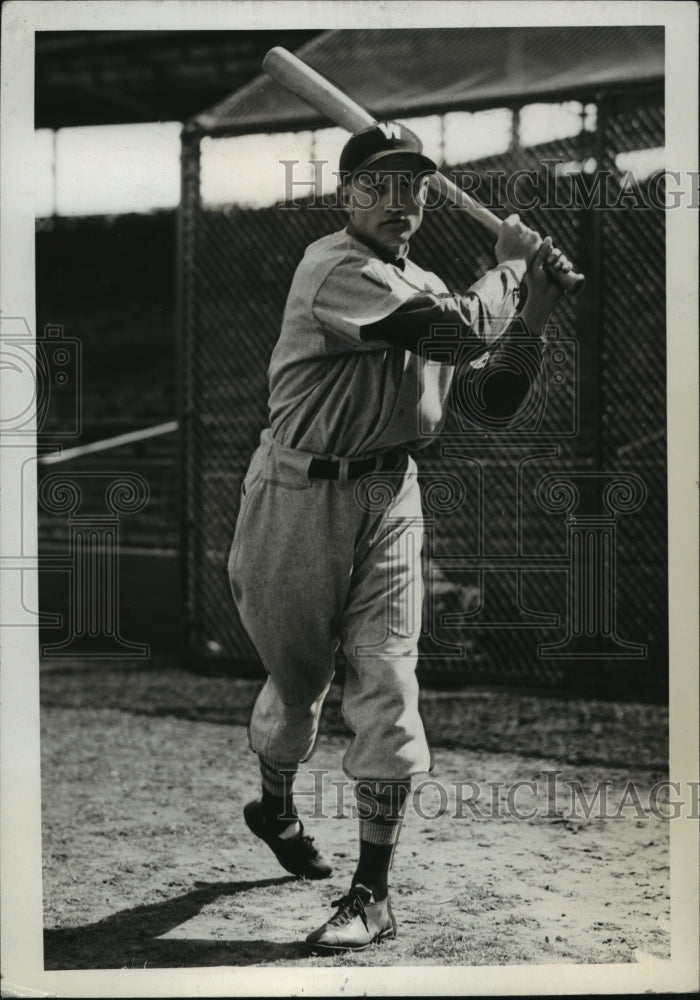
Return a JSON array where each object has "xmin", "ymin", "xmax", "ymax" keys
[{"xmin": 1, "ymin": 1, "xmax": 697, "ymax": 995}]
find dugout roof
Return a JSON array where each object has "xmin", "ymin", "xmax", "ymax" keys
[{"xmin": 192, "ymin": 26, "xmax": 664, "ymax": 136}]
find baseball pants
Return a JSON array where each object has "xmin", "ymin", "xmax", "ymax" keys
[{"xmin": 227, "ymin": 429, "xmax": 432, "ymax": 779}]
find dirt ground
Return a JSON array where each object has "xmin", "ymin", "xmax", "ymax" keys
[{"xmin": 39, "ymin": 660, "xmax": 670, "ymax": 970}]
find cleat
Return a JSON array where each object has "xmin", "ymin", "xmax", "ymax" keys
[
  {"xmin": 306, "ymin": 883, "xmax": 397, "ymax": 952},
  {"xmin": 243, "ymin": 799, "xmax": 332, "ymax": 879}
]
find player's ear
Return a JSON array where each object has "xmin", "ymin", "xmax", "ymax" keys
[{"xmin": 341, "ymin": 178, "xmax": 354, "ymax": 215}]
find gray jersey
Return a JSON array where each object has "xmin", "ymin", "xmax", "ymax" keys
[{"xmin": 268, "ymin": 228, "xmax": 523, "ymax": 457}]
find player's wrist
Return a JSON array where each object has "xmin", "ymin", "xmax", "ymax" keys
[
  {"xmin": 520, "ymin": 297, "xmax": 554, "ymax": 338},
  {"xmin": 495, "ymin": 258, "xmax": 527, "ymax": 283}
]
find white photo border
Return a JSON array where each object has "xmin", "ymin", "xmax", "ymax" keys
[{"xmin": 1, "ymin": 1, "xmax": 697, "ymax": 995}]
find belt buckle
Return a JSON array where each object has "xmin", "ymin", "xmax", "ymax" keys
[
  {"xmin": 347, "ymin": 454, "xmax": 378, "ymax": 482},
  {"xmin": 337, "ymin": 457, "xmax": 351, "ymax": 486},
  {"xmin": 378, "ymin": 450, "xmax": 393, "ymax": 473}
]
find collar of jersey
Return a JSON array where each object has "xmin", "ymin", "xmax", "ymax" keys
[{"xmin": 344, "ymin": 226, "xmax": 408, "ymax": 271}]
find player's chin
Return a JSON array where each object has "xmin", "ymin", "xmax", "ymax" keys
[{"xmin": 378, "ymin": 221, "xmax": 413, "ymax": 249}]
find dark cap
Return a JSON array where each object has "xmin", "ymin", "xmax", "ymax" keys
[{"xmin": 339, "ymin": 121, "xmax": 437, "ymax": 179}]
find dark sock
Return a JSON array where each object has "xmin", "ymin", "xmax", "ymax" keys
[
  {"xmin": 258, "ymin": 754, "xmax": 299, "ymax": 835},
  {"xmin": 352, "ymin": 779, "xmax": 410, "ymax": 902},
  {"xmin": 352, "ymin": 841, "xmax": 394, "ymax": 901}
]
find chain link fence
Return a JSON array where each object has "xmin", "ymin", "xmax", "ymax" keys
[
  {"xmin": 35, "ymin": 214, "xmax": 180, "ymax": 554},
  {"xmin": 180, "ymin": 85, "xmax": 666, "ymax": 697}
]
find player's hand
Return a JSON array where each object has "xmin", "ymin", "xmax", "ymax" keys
[
  {"xmin": 543, "ymin": 243, "xmax": 574, "ymax": 283},
  {"xmin": 526, "ymin": 238, "xmax": 573, "ymax": 295},
  {"xmin": 523, "ymin": 238, "xmax": 573, "ymax": 317},
  {"xmin": 495, "ymin": 214, "xmax": 541, "ymax": 267}
]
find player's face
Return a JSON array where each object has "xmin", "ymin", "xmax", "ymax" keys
[{"xmin": 345, "ymin": 167, "xmax": 431, "ymax": 254}]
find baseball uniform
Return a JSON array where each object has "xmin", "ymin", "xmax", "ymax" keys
[{"xmin": 228, "ymin": 226, "xmax": 528, "ymax": 779}]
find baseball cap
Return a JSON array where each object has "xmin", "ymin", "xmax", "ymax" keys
[{"xmin": 339, "ymin": 121, "xmax": 437, "ymax": 179}]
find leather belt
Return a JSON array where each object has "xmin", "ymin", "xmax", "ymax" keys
[{"xmin": 308, "ymin": 448, "xmax": 407, "ymax": 481}]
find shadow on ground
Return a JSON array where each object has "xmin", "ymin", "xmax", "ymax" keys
[{"xmin": 43, "ymin": 876, "xmax": 306, "ymax": 969}]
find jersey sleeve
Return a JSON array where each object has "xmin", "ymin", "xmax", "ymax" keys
[
  {"xmin": 465, "ymin": 262, "xmax": 526, "ymax": 346},
  {"xmin": 358, "ymin": 262, "xmax": 545, "ymax": 422},
  {"xmin": 312, "ymin": 255, "xmax": 418, "ymax": 348},
  {"xmin": 359, "ymin": 261, "xmax": 524, "ymax": 355},
  {"xmin": 310, "ymin": 246, "xmax": 542, "ymax": 423}
]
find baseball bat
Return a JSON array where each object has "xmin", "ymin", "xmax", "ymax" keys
[{"xmin": 263, "ymin": 46, "xmax": 585, "ymax": 296}]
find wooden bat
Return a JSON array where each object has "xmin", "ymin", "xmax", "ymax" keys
[{"xmin": 263, "ymin": 46, "xmax": 585, "ymax": 296}]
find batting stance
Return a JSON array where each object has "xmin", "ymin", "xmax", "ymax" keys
[{"xmin": 228, "ymin": 122, "xmax": 573, "ymax": 951}]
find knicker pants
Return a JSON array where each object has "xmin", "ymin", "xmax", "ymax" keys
[{"xmin": 227, "ymin": 430, "xmax": 432, "ymax": 780}]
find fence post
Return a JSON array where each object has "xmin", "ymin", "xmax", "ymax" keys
[{"xmin": 178, "ymin": 124, "xmax": 203, "ymax": 661}]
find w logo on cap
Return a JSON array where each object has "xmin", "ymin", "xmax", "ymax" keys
[
  {"xmin": 339, "ymin": 120, "xmax": 436, "ymax": 177},
  {"xmin": 377, "ymin": 122, "xmax": 402, "ymax": 141}
]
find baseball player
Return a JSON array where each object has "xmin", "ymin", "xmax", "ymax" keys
[{"xmin": 228, "ymin": 122, "xmax": 573, "ymax": 951}]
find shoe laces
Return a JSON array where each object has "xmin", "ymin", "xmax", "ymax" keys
[
  {"xmin": 275, "ymin": 822, "xmax": 318, "ymax": 858},
  {"xmin": 298, "ymin": 833, "xmax": 322, "ymax": 859},
  {"xmin": 329, "ymin": 888, "xmax": 370, "ymax": 931}
]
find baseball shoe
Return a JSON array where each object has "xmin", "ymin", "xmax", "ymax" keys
[
  {"xmin": 243, "ymin": 799, "xmax": 332, "ymax": 880},
  {"xmin": 306, "ymin": 883, "xmax": 397, "ymax": 952}
]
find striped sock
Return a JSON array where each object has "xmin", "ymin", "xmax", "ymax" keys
[
  {"xmin": 258, "ymin": 753, "xmax": 299, "ymax": 834},
  {"xmin": 353, "ymin": 779, "xmax": 410, "ymax": 901}
]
